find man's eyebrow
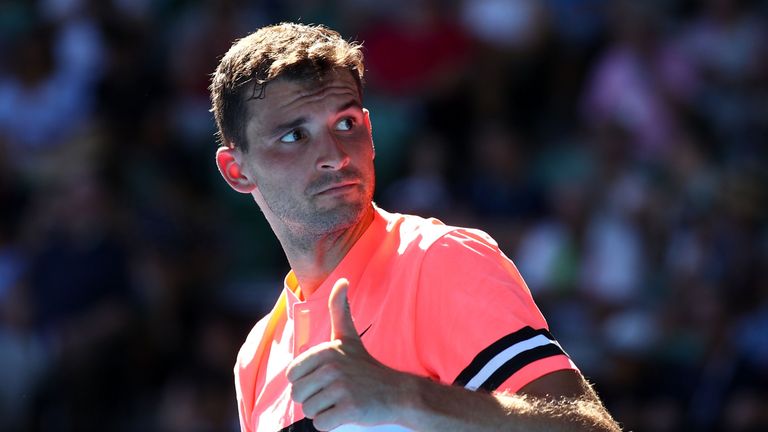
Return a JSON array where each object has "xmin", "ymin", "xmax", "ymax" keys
[
  {"xmin": 268, "ymin": 100, "xmax": 361, "ymax": 137},
  {"xmin": 337, "ymin": 100, "xmax": 362, "ymax": 112},
  {"xmin": 270, "ymin": 117, "xmax": 306, "ymax": 136}
]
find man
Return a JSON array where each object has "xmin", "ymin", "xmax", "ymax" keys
[{"xmin": 210, "ymin": 23, "xmax": 620, "ymax": 432}]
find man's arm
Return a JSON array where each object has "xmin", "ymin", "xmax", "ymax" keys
[
  {"xmin": 286, "ymin": 279, "xmax": 621, "ymax": 431},
  {"xmin": 400, "ymin": 369, "xmax": 619, "ymax": 431}
]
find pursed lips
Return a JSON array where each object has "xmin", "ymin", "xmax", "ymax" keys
[{"xmin": 313, "ymin": 180, "xmax": 360, "ymax": 195}]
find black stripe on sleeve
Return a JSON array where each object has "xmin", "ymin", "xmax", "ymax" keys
[
  {"xmin": 476, "ymin": 343, "xmax": 566, "ymax": 392},
  {"xmin": 452, "ymin": 326, "xmax": 564, "ymax": 389}
]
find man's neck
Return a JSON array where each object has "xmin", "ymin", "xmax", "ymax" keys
[{"xmin": 280, "ymin": 205, "xmax": 375, "ymax": 298}]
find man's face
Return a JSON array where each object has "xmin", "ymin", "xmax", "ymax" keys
[{"xmin": 237, "ymin": 69, "xmax": 375, "ymax": 236}]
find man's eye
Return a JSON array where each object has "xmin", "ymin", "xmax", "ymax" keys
[
  {"xmin": 335, "ymin": 118, "xmax": 355, "ymax": 131},
  {"xmin": 279, "ymin": 129, "xmax": 305, "ymax": 143}
]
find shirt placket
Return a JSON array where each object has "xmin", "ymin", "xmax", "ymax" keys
[{"xmin": 293, "ymin": 304, "xmax": 312, "ymax": 355}]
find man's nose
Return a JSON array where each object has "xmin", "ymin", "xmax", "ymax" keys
[{"xmin": 316, "ymin": 131, "xmax": 351, "ymax": 171}]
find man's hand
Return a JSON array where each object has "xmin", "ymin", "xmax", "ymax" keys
[{"xmin": 285, "ymin": 278, "xmax": 413, "ymax": 431}]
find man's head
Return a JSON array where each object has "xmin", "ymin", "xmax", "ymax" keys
[
  {"xmin": 210, "ymin": 23, "xmax": 365, "ymax": 151},
  {"xmin": 211, "ymin": 23, "xmax": 375, "ymax": 239}
]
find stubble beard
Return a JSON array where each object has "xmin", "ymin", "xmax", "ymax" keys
[{"xmin": 259, "ymin": 173, "xmax": 375, "ymax": 245}]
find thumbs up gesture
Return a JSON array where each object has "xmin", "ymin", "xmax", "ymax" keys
[
  {"xmin": 286, "ymin": 279, "xmax": 413, "ymax": 431},
  {"xmin": 328, "ymin": 278, "xmax": 362, "ymax": 343}
]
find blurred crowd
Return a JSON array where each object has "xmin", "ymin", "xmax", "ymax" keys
[{"xmin": 0, "ymin": 0, "xmax": 766, "ymax": 430}]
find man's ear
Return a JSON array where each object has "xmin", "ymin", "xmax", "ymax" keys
[
  {"xmin": 363, "ymin": 108, "xmax": 375, "ymax": 159},
  {"xmin": 216, "ymin": 146, "xmax": 256, "ymax": 193}
]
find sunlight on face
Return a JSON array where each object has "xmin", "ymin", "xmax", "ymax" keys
[{"xmin": 241, "ymin": 69, "xmax": 375, "ymax": 238}]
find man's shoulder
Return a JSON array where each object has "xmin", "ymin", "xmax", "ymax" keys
[
  {"xmin": 235, "ymin": 304, "xmax": 282, "ymax": 370},
  {"xmin": 382, "ymin": 211, "xmax": 518, "ymax": 286},
  {"xmin": 377, "ymin": 207, "xmax": 498, "ymax": 256}
]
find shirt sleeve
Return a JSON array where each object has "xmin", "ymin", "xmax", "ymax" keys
[
  {"xmin": 414, "ymin": 228, "xmax": 578, "ymax": 394},
  {"xmin": 233, "ymin": 311, "xmax": 275, "ymax": 432}
]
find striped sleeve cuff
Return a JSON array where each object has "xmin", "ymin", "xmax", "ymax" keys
[{"xmin": 452, "ymin": 326, "xmax": 570, "ymax": 392}]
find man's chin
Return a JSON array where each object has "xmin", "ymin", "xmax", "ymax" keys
[{"xmin": 309, "ymin": 203, "xmax": 366, "ymax": 232}]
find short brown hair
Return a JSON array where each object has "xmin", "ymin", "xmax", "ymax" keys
[{"xmin": 209, "ymin": 23, "xmax": 365, "ymax": 151}]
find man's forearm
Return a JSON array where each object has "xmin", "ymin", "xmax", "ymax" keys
[{"xmin": 398, "ymin": 374, "xmax": 621, "ymax": 432}]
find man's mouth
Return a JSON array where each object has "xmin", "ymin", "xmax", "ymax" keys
[{"xmin": 315, "ymin": 181, "xmax": 359, "ymax": 195}]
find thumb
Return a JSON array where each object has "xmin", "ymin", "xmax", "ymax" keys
[{"xmin": 329, "ymin": 278, "xmax": 358, "ymax": 341}]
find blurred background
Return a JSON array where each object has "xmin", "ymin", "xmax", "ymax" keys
[{"xmin": 0, "ymin": 0, "xmax": 766, "ymax": 430}]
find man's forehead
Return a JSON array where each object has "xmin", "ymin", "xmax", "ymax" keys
[
  {"xmin": 292, "ymin": 68, "xmax": 358, "ymax": 93},
  {"xmin": 247, "ymin": 70, "xmax": 360, "ymax": 117},
  {"xmin": 264, "ymin": 69, "xmax": 357, "ymax": 100}
]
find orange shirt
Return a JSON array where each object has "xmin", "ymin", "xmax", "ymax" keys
[{"xmin": 235, "ymin": 206, "xmax": 578, "ymax": 431}]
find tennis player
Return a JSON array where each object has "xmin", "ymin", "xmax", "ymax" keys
[{"xmin": 210, "ymin": 23, "xmax": 620, "ymax": 432}]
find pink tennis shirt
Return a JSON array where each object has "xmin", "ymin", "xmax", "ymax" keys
[{"xmin": 235, "ymin": 206, "xmax": 578, "ymax": 431}]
